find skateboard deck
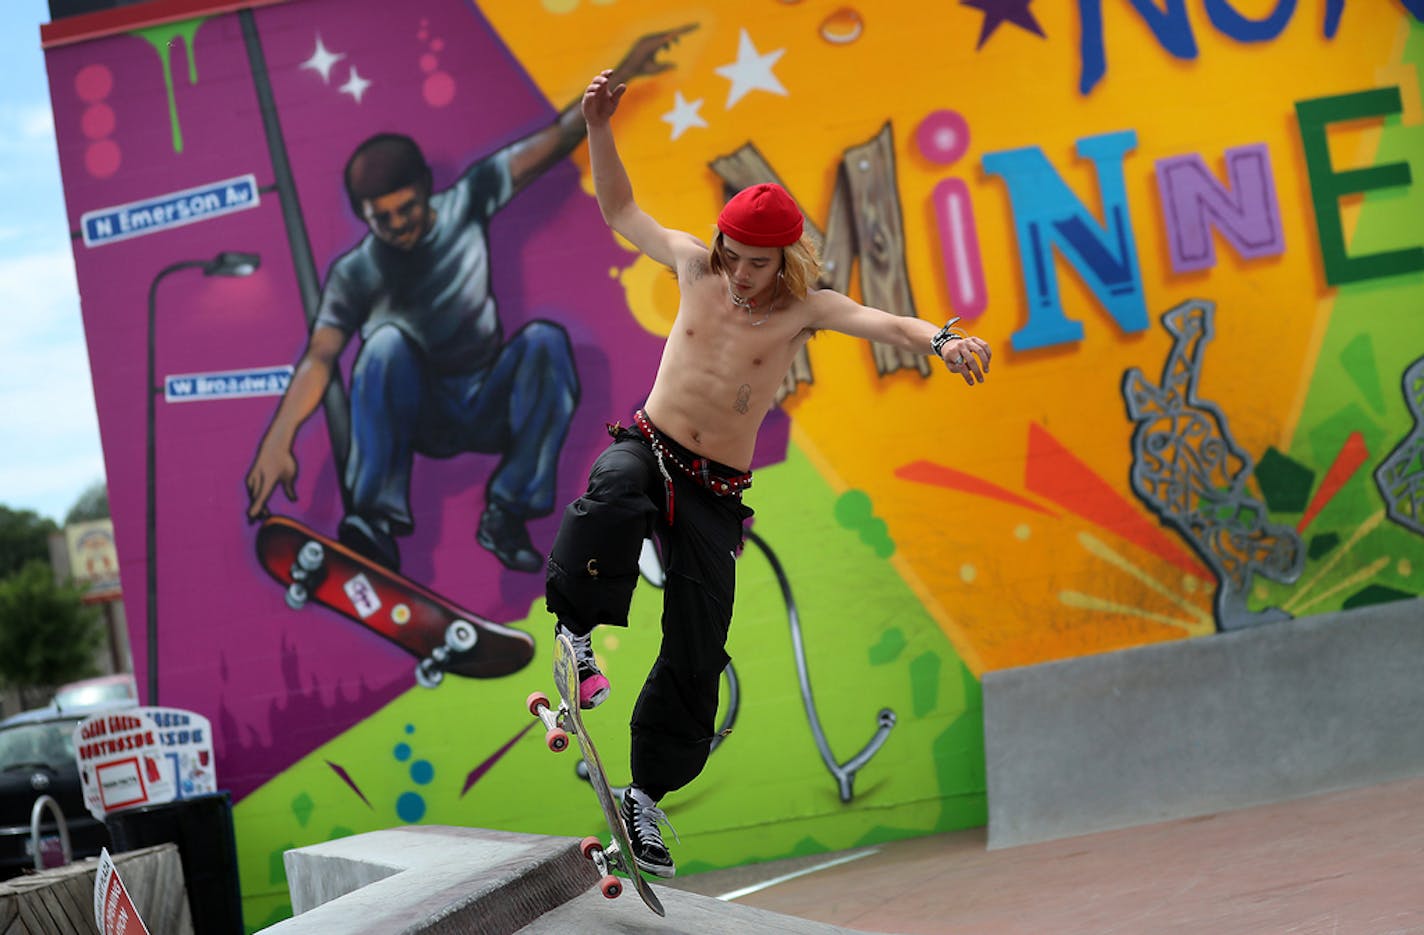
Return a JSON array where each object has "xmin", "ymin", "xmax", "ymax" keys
[
  {"xmin": 255, "ymin": 515, "xmax": 535, "ymax": 686},
  {"xmin": 526, "ymin": 634, "xmax": 665, "ymax": 916}
]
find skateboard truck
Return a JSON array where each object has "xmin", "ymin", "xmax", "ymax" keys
[
  {"xmin": 580, "ymin": 836, "xmax": 626, "ymax": 900},
  {"xmin": 526, "ymin": 690, "xmax": 569, "ymax": 753},
  {"xmin": 285, "ymin": 541, "xmax": 328, "ymax": 610},
  {"xmin": 414, "ymin": 620, "xmax": 479, "ymax": 688}
]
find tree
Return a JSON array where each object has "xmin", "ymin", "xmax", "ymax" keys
[
  {"xmin": 64, "ymin": 481, "xmax": 110, "ymax": 526},
  {"xmin": 0, "ymin": 505, "xmax": 58, "ymax": 579},
  {"xmin": 0, "ymin": 561, "xmax": 103, "ymax": 709}
]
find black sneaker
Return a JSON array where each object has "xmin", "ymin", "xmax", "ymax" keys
[
  {"xmin": 338, "ymin": 514, "xmax": 400, "ymax": 570},
  {"xmin": 477, "ymin": 501, "xmax": 542, "ymax": 573},
  {"xmin": 620, "ymin": 786, "xmax": 677, "ymax": 878},
  {"xmin": 556, "ymin": 624, "xmax": 610, "ymax": 709}
]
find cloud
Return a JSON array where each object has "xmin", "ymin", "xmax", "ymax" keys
[
  {"xmin": 0, "ymin": 104, "xmax": 57, "ymax": 154},
  {"xmin": 0, "ymin": 246, "xmax": 103, "ymax": 521}
]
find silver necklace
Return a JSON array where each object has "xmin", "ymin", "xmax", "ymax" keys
[{"xmin": 729, "ymin": 284, "xmax": 771, "ymax": 326}]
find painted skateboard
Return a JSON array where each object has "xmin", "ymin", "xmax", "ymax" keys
[
  {"xmin": 526, "ymin": 634, "xmax": 666, "ymax": 916},
  {"xmin": 255, "ymin": 515, "xmax": 535, "ymax": 686}
]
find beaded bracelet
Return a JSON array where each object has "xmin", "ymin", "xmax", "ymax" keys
[{"xmin": 930, "ymin": 317, "xmax": 967, "ymax": 361}]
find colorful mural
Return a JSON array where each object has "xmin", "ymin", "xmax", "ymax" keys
[{"xmin": 39, "ymin": 0, "xmax": 1421, "ymax": 928}]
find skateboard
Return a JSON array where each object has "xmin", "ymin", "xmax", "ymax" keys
[
  {"xmin": 255, "ymin": 515, "xmax": 535, "ymax": 686},
  {"xmin": 526, "ymin": 634, "xmax": 666, "ymax": 917}
]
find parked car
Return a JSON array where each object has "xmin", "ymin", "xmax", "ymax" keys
[
  {"xmin": 51, "ymin": 674, "xmax": 139, "ymax": 713},
  {"xmin": 0, "ymin": 706, "xmax": 120, "ymax": 879}
]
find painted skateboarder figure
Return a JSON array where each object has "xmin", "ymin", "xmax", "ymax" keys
[
  {"xmin": 245, "ymin": 28, "xmax": 694, "ymax": 574},
  {"xmin": 545, "ymin": 70, "xmax": 993, "ymax": 877}
]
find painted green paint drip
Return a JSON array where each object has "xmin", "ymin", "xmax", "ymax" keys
[
  {"xmin": 869, "ymin": 628, "xmax": 907, "ymax": 665},
  {"xmin": 134, "ymin": 17, "xmax": 207, "ymax": 153},
  {"xmin": 909, "ymin": 652, "xmax": 942, "ymax": 717},
  {"xmin": 833, "ymin": 489, "xmax": 896, "ymax": 557},
  {"xmin": 290, "ymin": 790, "xmax": 314, "ymax": 827}
]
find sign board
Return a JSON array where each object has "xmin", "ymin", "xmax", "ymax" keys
[
  {"xmin": 73, "ymin": 710, "xmax": 175, "ymax": 821},
  {"xmin": 94, "ymin": 848, "xmax": 151, "ymax": 935},
  {"xmin": 138, "ymin": 706, "xmax": 217, "ymax": 799},
  {"xmin": 64, "ymin": 519, "xmax": 122, "ymax": 601}
]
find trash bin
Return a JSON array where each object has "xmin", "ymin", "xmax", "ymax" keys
[{"xmin": 106, "ymin": 791, "xmax": 244, "ymax": 935}]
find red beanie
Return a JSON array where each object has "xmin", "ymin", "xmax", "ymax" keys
[{"xmin": 717, "ymin": 183, "xmax": 804, "ymax": 248}]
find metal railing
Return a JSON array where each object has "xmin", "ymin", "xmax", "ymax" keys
[{"xmin": 29, "ymin": 795, "xmax": 72, "ymax": 872}]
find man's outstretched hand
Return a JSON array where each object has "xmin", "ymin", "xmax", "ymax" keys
[
  {"xmin": 585, "ymin": 24, "xmax": 698, "ymax": 127},
  {"xmin": 245, "ymin": 445, "xmax": 299, "ymax": 521},
  {"xmin": 581, "ymin": 70, "xmax": 627, "ymax": 127},
  {"xmin": 610, "ymin": 23, "xmax": 697, "ymax": 82}
]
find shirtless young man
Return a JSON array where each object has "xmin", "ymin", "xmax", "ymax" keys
[{"xmin": 544, "ymin": 70, "xmax": 992, "ymax": 878}]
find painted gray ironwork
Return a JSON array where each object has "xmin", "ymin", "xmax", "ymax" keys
[
  {"xmin": 1122, "ymin": 299, "xmax": 1303, "ymax": 631},
  {"xmin": 1375, "ymin": 355, "xmax": 1424, "ymax": 536},
  {"xmin": 745, "ymin": 529, "xmax": 896, "ymax": 803}
]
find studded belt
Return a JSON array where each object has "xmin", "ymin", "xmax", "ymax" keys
[{"xmin": 609, "ymin": 410, "xmax": 753, "ymax": 524}]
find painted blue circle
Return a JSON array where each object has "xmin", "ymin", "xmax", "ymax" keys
[
  {"xmin": 396, "ymin": 791, "xmax": 426, "ymax": 823},
  {"xmin": 393, "ymin": 742, "xmax": 412, "ymax": 761},
  {"xmin": 410, "ymin": 760, "xmax": 435, "ymax": 785},
  {"xmin": 405, "ymin": 724, "xmax": 415, "ymax": 735}
]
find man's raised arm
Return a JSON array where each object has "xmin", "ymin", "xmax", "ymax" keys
[
  {"xmin": 245, "ymin": 325, "xmax": 348, "ymax": 519},
  {"xmin": 504, "ymin": 25, "xmax": 697, "ymax": 194},
  {"xmin": 583, "ymin": 69, "xmax": 704, "ymax": 269}
]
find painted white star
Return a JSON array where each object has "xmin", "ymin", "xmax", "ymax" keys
[
  {"xmin": 661, "ymin": 91, "xmax": 707, "ymax": 141},
  {"xmin": 300, "ymin": 35, "xmax": 345, "ymax": 84},
  {"xmin": 339, "ymin": 66, "xmax": 372, "ymax": 104},
  {"xmin": 714, "ymin": 29, "xmax": 787, "ymax": 109}
]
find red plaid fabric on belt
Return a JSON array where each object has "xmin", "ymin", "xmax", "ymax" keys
[{"xmin": 628, "ymin": 409, "xmax": 752, "ymax": 524}]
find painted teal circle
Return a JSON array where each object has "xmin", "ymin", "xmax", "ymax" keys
[
  {"xmin": 410, "ymin": 760, "xmax": 435, "ymax": 785},
  {"xmin": 405, "ymin": 724, "xmax": 415, "ymax": 734},
  {"xmin": 396, "ymin": 792, "xmax": 426, "ymax": 823},
  {"xmin": 394, "ymin": 742, "xmax": 412, "ymax": 761}
]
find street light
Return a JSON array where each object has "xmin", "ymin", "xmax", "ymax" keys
[{"xmin": 146, "ymin": 251, "xmax": 261, "ymax": 705}]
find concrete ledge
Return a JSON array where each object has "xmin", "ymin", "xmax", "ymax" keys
[
  {"xmin": 984, "ymin": 600, "xmax": 1424, "ymax": 848},
  {"xmin": 268, "ymin": 827, "xmax": 596, "ymax": 935},
  {"xmin": 265, "ymin": 826, "xmax": 873, "ymax": 934}
]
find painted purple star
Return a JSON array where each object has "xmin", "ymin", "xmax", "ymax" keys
[{"xmin": 962, "ymin": 0, "xmax": 1046, "ymax": 50}]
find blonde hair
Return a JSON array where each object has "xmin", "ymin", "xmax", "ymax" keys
[{"xmin": 709, "ymin": 232, "xmax": 822, "ymax": 300}]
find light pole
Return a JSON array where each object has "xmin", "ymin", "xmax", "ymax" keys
[{"xmin": 146, "ymin": 251, "xmax": 260, "ymax": 705}]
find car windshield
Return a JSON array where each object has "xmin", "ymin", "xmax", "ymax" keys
[
  {"xmin": 53, "ymin": 677, "xmax": 137, "ymax": 711},
  {"xmin": 0, "ymin": 722, "xmax": 76, "ymax": 772}
]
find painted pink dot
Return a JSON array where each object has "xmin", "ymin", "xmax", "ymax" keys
[
  {"xmin": 420, "ymin": 53, "xmax": 439, "ymax": 74},
  {"xmin": 75, "ymin": 64, "xmax": 113, "ymax": 103},
  {"xmin": 423, "ymin": 72, "xmax": 455, "ymax": 108},
  {"xmin": 431, "ymin": 38, "xmax": 444, "ymax": 52},
  {"xmin": 916, "ymin": 109, "xmax": 970, "ymax": 166},
  {"xmin": 81, "ymin": 103, "xmax": 116, "ymax": 140},
  {"xmin": 417, "ymin": 29, "xmax": 428, "ymax": 41},
  {"xmin": 85, "ymin": 139, "xmax": 121, "ymax": 178}
]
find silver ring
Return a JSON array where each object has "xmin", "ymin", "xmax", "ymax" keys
[{"xmin": 952, "ymin": 356, "xmax": 964, "ymax": 365}]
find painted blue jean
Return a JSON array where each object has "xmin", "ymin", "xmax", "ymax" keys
[{"xmin": 344, "ymin": 320, "xmax": 578, "ymax": 533}]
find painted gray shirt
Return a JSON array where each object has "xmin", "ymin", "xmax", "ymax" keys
[{"xmin": 315, "ymin": 150, "xmax": 515, "ymax": 375}]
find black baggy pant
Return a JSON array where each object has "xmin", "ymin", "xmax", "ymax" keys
[{"xmin": 546, "ymin": 424, "xmax": 752, "ymax": 800}]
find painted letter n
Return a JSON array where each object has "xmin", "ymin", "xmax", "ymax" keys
[
  {"xmin": 983, "ymin": 130, "xmax": 1149, "ymax": 352},
  {"xmin": 1156, "ymin": 144, "xmax": 1285, "ymax": 274}
]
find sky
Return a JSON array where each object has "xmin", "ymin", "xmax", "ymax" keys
[{"xmin": 0, "ymin": 0, "xmax": 106, "ymax": 525}]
